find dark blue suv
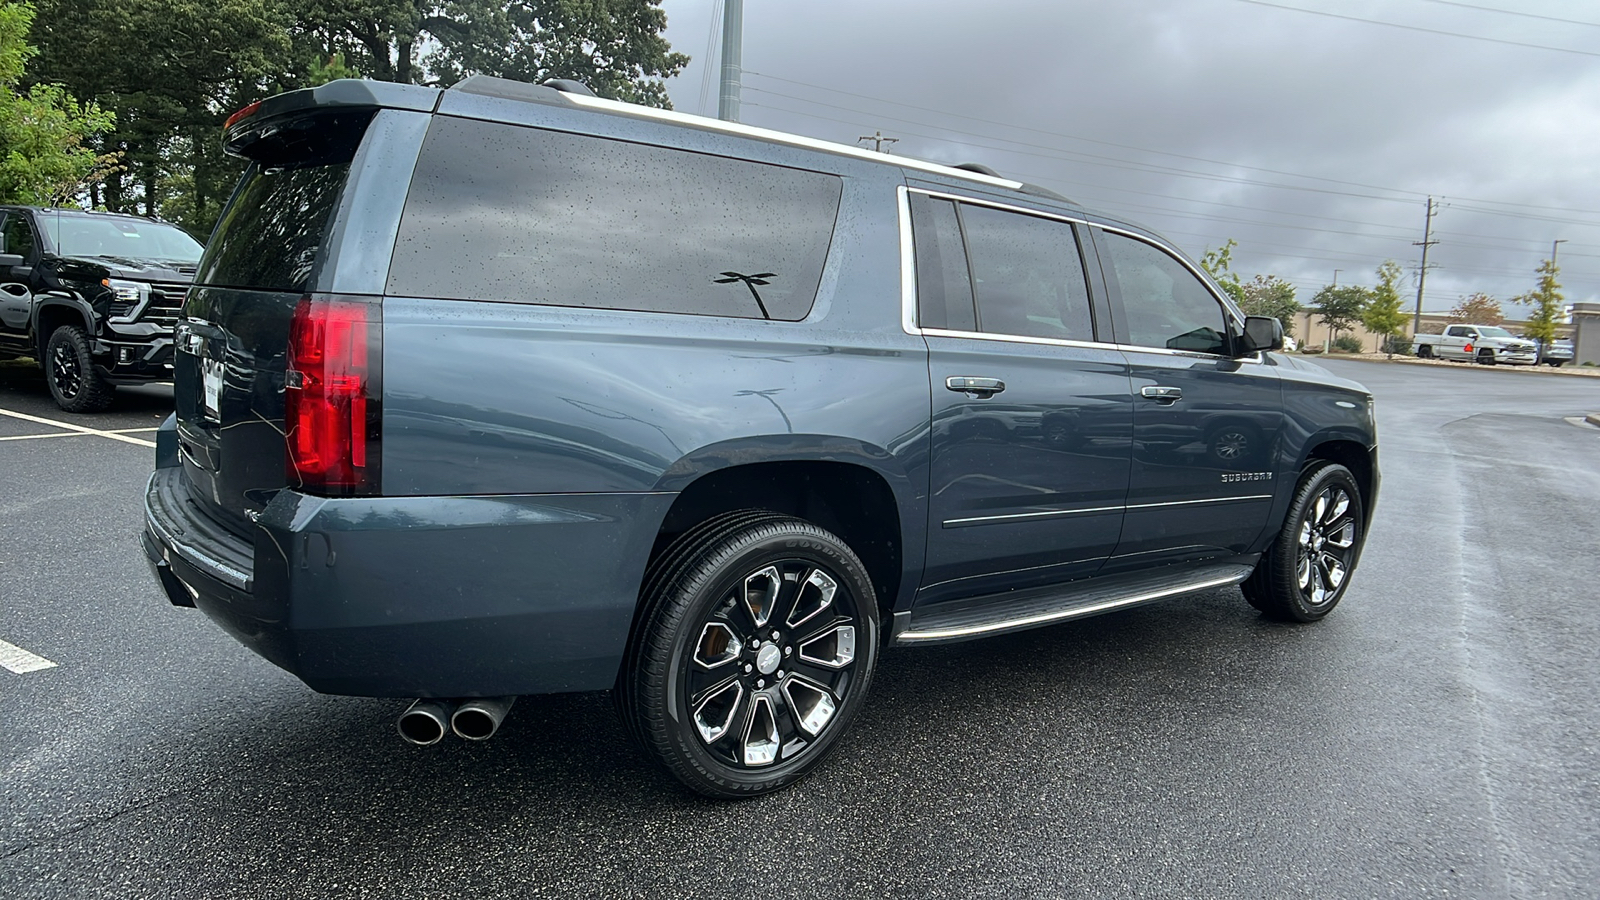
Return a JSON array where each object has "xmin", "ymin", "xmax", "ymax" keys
[{"xmin": 142, "ymin": 76, "xmax": 1378, "ymax": 797}]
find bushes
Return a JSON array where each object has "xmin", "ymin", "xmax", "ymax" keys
[
  {"xmin": 1332, "ymin": 335, "xmax": 1365, "ymax": 353},
  {"xmin": 1381, "ymin": 336, "xmax": 1413, "ymax": 356}
]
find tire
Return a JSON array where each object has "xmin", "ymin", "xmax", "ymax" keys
[
  {"xmin": 1551, "ymin": 361, "xmax": 1565, "ymax": 368},
  {"xmin": 1416, "ymin": 345, "xmax": 1432, "ymax": 359},
  {"xmin": 1477, "ymin": 349, "xmax": 1496, "ymax": 366},
  {"xmin": 45, "ymin": 325, "xmax": 115, "ymax": 412},
  {"xmin": 1242, "ymin": 462, "xmax": 1365, "ymax": 623},
  {"xmin": 617, "ymin": 513, "xmax": 880, "ymax": 798}
]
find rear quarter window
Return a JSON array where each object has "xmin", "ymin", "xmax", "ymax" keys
[{"xmin": 387, "ymin": 116, "xmax": 843, "ymax": 320}]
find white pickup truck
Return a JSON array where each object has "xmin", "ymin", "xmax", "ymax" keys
[{"xmin": 1413, "ymin": 324, "xmax": 1538, "ymax": 365}]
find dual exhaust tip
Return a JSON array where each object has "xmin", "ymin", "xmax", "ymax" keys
[{"xmin": 397, "ymin": 697, "xmax": 516, "ymax": 746}]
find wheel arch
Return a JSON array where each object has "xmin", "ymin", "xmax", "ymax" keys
[
  {"xmin": 648, "ymin": 447, "xmax": 919, "ymax": 636},
  {"xmin": 1300, "ymin": 438, "xmax": 1376, "ymax": 533},
  {"xmin": 33, "ymin": 297, "xmax": 95, "ymax": 358}
]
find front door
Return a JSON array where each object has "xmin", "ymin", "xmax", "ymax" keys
[
  {"xmin": 911, "ymin": 191, "xmax": 1133, "ymax": 605},
  {"xmin": 1092, "ymin": 227, "xmax": 1283, "ymax": 568}
]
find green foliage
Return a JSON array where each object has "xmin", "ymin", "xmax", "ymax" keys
[
  {"xmin": 1311, "ymin": 283, "xmax": 1371, "ymax": 338},
  {"xmin": 1448, "ymin": 292, "xmax": 1504, "ymax": 325},
  {"xmin": 1513, "ymin": 259, "xmax": 1563, "ymax": 345},
  {"xmin": 0, "ymin": 0, "xmax": 117, "ymax": 205},
  {"xmin": 1381, "ymin": 335, "xmax": 1412, "ymax": 356},
  {"xmin": 1332, "ymin": 334, "xmax": 1365, "ymax": 353},
  {"xmin": 1239, "ymin": 274, "xmax": 1300, "ymax": 337},
  {"xmin": 1361, "ymin": 259, "xmax": 1408, "ymax": 356},
  {"xmin": 1198, "ymin": 238, "xmax": 1248, "ymax": 307},
  {"xmin": 24, "ymin": 0, "xmax": 687, "ymax": 236}
]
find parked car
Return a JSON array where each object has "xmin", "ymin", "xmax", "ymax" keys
[
  {"xmin": 1538, "ymin": 338, "xmax": 1574, "ymax": 367},
  {"xmin": 142, "ymin": 76, "xmax": 1379, "ymax": 798},
  {"xmin": 1412, "ymin": 324, "xmax": 1537, "ymax": 365},
  {"xmin": 0, "ymin": 206, "xmax": 199, "ymax": 410}
]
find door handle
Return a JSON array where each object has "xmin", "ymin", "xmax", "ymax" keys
[
  {"xmin": 946, "ymin": 376, "xmax": 1006, "ymax": 398},
  {"xmin": 1140, "ymin": 385, "xmax": 1182, "ymax": 403}
]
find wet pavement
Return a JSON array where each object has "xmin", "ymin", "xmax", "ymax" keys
[{"xmin": 1, "ymin": 357, "xmax": 1596, "ymax": 898}]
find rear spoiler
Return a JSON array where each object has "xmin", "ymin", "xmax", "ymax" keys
[{"xmin": 223, "ymin": 80, "xmax": 441, "ymax": 158}]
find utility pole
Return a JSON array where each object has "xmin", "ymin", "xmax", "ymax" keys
[
  {"xmin": 1412, "ymin": 196, "xmax": 1439, "ymax": 337},
  {"xmin": 1324, "ymin": 269, "xmax": 1340, "ymax": 353},
  {"xmin": 717, "ymin": 0, "xmax": 743, "ymax": 122},
  {"xmin": 857, "ymin": 131, "xmax": 899, "ymax": 153}
]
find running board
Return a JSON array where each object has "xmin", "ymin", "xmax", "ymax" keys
[{"xmin": 895, "ymin": 560, "xmax": 1256, "ymax": 645}]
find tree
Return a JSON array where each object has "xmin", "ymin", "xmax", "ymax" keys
[
  {"xmin": 1512, "ymin": 259, "xmax": 1564, "ymax": 345},
  {"xmin": 295, "ymin": 0, "xmax": 687, "ymax": 105},
  {"xmin": 1447, "ymin": 292, "xmax": 1503, "ymax": 325},
  {"xmin": 0, "ymin": 0, "xmax": 117, "ymax": 205},
  {"xmin": 1199, "ymin": 238, "xmax": 1248, "ymax": 307},
  {"xmin": 1361, "ymin": 260, "xmax": 1408, "ymax": 355},
  {"xmin": 1239, "ymin": 274, "xmax": 1300, "ymax": 337},
  {"xmin": 1310, "ymin": 284, "xmax": 1370, "ymax": 344}
]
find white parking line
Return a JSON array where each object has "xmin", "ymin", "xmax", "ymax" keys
[
  {"xmin": 0, "ymin": 638, "xmax": 58, "ymax": 674},
  {"xmin": 0, "ymin": 407, "xmax": 158, "ymax": 447},
  {"xmin": 0, "ymin": 427, "xmax": 159, "ymax": 443}
]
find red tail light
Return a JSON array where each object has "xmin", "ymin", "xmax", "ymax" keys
[
  {"xmin": 285, "ymin": 295, "xmax": 382, "ymax": 496},
  {"xmin": 224, "ymin": 100, "xmax": 262, "ymax": 132}
]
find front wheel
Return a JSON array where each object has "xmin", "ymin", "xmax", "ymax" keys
[
  {"xmin": 618, "ymin": 514, "xmax": 880, "ymax": 798},
  {"xmin": 1242, "ymin": 462, "xmax": 1365, "ymax": 622},
  {"xmin": 45, "ymin": 325, "xmax": 115, "ymax": 412},
  {"xmin": 1477, "ymin": 349, "xmax": 1496, "ymax": 365}
]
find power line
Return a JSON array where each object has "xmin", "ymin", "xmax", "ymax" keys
[
  {"xmin": 743, "ymin": 71, "xmax": 1600, "ymax": 219},
  {"xmin": 1410, "ymin": 0, "xmax": 1600, "ymax": 28},
  {"xmin": 1234, "ymin": 0, "xmax": 1600, "ymax": 58}
]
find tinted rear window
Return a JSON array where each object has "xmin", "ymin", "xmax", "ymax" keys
[
  {"xmin": 387, "ymin": 116, "xmax": 843, "ymax": 320},
  {"xmin": 196, "ymin": 110, "xmax": 372, "ymax": 292}
]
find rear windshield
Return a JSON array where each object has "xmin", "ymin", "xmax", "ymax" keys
[
  {"xmin": 387, "ymin": 116, "xmax": 843, "ymax": 321},
  {"xmin": 195, "ymin": 110, "xmax": 373, "ymax": 293}
]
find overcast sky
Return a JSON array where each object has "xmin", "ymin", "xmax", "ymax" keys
[{"xmin": 656, "ymin": 0, "xmax": 1600, "ymax": 314}]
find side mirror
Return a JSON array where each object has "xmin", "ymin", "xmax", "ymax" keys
[
  {"xmin": 0, "ymin": 252, "xmax": 23, "ymax": 269},
  {"xmin": 1236, "ymin": 316, "xmax": 1284, "ymax": 356}
]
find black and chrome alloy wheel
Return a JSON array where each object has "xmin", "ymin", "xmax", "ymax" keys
[
  {"xmin": 1295, "ymin": 482, "xmax": 1358, "ymax": 607},
  {"xmin": 1242, "ymin": 462, "xmax": 1365, "ymax": 622},
  {"xmin": 618, "ymin": 513, "xmax": 879, "ymax": 798},
  {"xmin": 51, "ymin": 340, "xmax": 83, "ymax": 400}
]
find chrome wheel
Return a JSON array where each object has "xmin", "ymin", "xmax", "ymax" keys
[
  {"xmin": 1295, "ymin": 485, "xmax": 1357, "ymax": 607},
  {"xmin": 1241, "ymin": 461, "xmax": 1365, "ymax": 623},
  {"xmin": 685, "ymin": 560, "xmax": 862, "ymax": 770}
]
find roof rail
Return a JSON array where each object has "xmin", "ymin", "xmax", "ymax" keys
[
  {"xmin": 541, "ymin": 78, "xmax": 596, "ymax": 97},
  {"xmin": 951, "ymin": 162, "xmax": 1003, "ymax": 178}
]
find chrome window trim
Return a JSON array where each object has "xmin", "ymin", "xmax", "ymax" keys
[
  {"xmin": 922, "ymin": 327, "xmax": 1117, "ymax": 352},
  {"xmin": 943, "ymin": 494, "xmax": 1274, "ymax": 528},
  {"xmin": 1093, "ymin": 222, "xmax": 1248, "ymax": 344},
  {"xmin": 562, "ymin": 94, "xmax": 1025, "ymax": 191},
  {"xmin": 898, "ymin": 571, "xmax": 1250, "ymax": 641},
  {"xmin": 897, "ymin": 185, "xmax": 919, "ymax": 336}
]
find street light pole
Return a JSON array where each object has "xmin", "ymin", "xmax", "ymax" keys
[{"xmin": 1553, "ymin": 238, "xmax": 1568, "ymax": 267}]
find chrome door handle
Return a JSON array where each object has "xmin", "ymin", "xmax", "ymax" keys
[
  {"xmin": 946, "ymin": 376, "xmax": 1006, "ymax": 397},
  {"xmin": 1140, "ymin": 385, "xmax": 1182, "ymax": 402}
]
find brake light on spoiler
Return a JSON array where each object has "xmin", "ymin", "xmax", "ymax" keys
[{"xmin": 285, "ymin": 295, "xmax": 382, "ymax": 496}]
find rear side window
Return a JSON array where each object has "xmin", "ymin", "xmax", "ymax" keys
[
  {"xmin": 961, "ymin": 205, "xmax": 1093, "ymax": 342},
  {"xmin": 908, "ymin": 194, "xmax": 976, "ymax": 332},
  {"xmin": 197, "ymin": 110, "xmax": 373, "ymax": 293},
  {"xmin": 388, "ymin": 116, "xmax": 843, "ymax": 320}
]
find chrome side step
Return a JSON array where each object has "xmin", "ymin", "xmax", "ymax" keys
[{"xmin": 896, "ymin": 561, "xmax": 1255, "ymax": 645}]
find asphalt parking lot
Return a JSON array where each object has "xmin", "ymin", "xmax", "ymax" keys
[{"xmin": 1, "ymin": 357, "xmax": 1597, "ymax": 899}]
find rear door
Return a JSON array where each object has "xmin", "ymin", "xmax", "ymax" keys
[
  {"xmin": 913, "ymin": 190, "xmax": 1133, "ymax": 605},
  {"xmin": 0, "ymin": 212, "xmax": 38, "ymax": 346},
  {"xmin": 175, "ymin": 104, "xmax": 430, "ymax": 533},
  {"xmin": 1091, "ymin": 226, "xmax": 1283, "ymax": 569}
]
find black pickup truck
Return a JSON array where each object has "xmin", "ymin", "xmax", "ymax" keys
[{"xmin": 0, "ymin": 206, "xmax": 200, "ymax": 411}]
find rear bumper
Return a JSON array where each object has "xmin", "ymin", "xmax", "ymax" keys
[{"xmin": 142, "ymin": 468, "xmax": 674, "ymax": 697}]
